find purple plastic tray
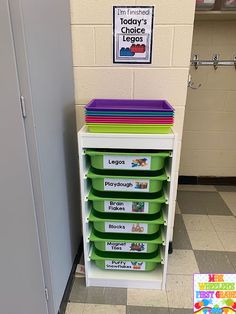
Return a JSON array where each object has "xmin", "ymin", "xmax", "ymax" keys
[{"xmin": 86, "ymin": 99, "xmax": 174, "ymax": 112}]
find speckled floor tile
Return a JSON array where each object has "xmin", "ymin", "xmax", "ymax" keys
[
  {"xmin": 169, "ymin": 309, "xmax": 193, "ymax": 314},
  {"xmin": 167, "ymin": 249, "xmax": 199, "ymax": 275},
  {"xmin": 69, "ymin": 278, "xmax": 127, "ymax": 305},
  {"xmin": 219, "ymin": 192, "xmax": 236, "ymax": 215},
  {"xmin": 177, "ymin": 191, "xmax": 232, "ymax": 215},
  {"xmin": 216, "ymin": 185, "xmax": 236, "ymax": 192},
  {"xmin": 187, "ymin": 230, "xmax": 224, "ymax": 251},
  {"xmin": 194, "ymin": 250, "xmax": 235, "ymax": 273},
  {"xmin": 166, "ymin": 275, "xmax": 193, "ymax": 309},
  {"xmin": 183, "ymin": 214, "xmax": 215, "ymax": 232},
  {"xmin": 209, "ymin": 215, "xmax": 236, "ymax": 232},
  {"xmin": 175, "ymin": 202, "xmax": 181, "ymax": 214},
  {"xmin": 172, "ymin": 214, "xmax": 192, "ymax": 250},
  {"xmin": 65, "ymin": 303, "xmax": 85, "ymax": 314},
  {"xmin": 178, "ymin": 185, "xmax": 216, "ymax": 192},
  {"xmin": 217, "ymin": 231, "xmax": 236, "ymax": 252},
  {"xmin": 126, "ymin": 306, "xmax": 169, "ymax": 314},
  {"xmin": 226, "ymin": 252, "xmax": 236, "ymax": 271},
  {"xmin": 127, "ymin": 288, "xmax": 168, "ymax": 308}
]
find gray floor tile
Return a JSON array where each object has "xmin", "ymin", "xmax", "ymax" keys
[
  {"xmin": 194, "ymin": 250, "xmax": 235, "ymax": 273},
  {"xmin": 177, "ymin": 191, "xmax": 232, "ymax": 215},
  {"xmin": 226, "ymin": 252, "xmax": 236, "ymax": 272},
  {"xmin": 215, "ymin": 185, "xmax": 236, "ymax": 192},
  {"xmin": 178, "ymin": 184, "xmax": 216, "ymax": 192},
  {"xmin": 69, "ymin": 278, "xmax": 127, "ymax": 305},
  {"xmin": 69, "ymin": 278, "xmax": 88, "ymax": 303},
  {"xmin": 169, "ymin": 309, "xmax": 193, "ymax": 314},
  {"xmin": 86, "ymin": 286, "xmax": 127, "ymax": 305},
  {"xmin": 126, "ymin": 306, "xmax": 169, "ymax": 314},
  {"xmin": 172, "ymin": 214, "xmax": 192, "ymax": 250}
]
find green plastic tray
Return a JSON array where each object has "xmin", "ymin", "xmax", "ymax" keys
[
  {"xmin": 86, "ymin": 123, "xmax": 173, "ymax": 134},
  {"xmin": 86, "ymin": 168, "xmax": 168, "ymax": 193},
  {"xmin": 88, "ymin": 209, "xmax": 165, "ymax": 234},
  {"xmin": 90, "ymin": 246, "xmax": 162, "ymax": 271},
  {"xmin": 85, "ymin": 150, "xmax": 171, "ymax": 171},
  {"xmin": 89, "ymin": 228, "xmax": 163, "ymax": 253},
  {"xmin": 88, "ymin": 190, "xmax": 167, "ymax": 214}
]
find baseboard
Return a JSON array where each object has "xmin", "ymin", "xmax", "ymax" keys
[
  {"xmin": 58, "ymin": 238, "xmax": 83, "ymax": 314},
  {"xmin": 178, "ymin": 176, "xmax": 236, "ymax": 185}
]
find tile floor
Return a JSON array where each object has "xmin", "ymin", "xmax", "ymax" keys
[{"xmin": 65, "ymin": 185, "xmax": 236, "ymax": 314}]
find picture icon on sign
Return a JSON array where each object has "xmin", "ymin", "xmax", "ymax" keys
[{"xmin": 120, "ymin": 47, "xmax": 135, "ymax": 57}]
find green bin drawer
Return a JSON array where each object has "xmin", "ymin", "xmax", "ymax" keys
[
  {"xmin": 88, "ymin": 209, "xmax": 165, "ymax": 235},
  {"xmin": 85, "ymin": 150, "xmax": 171, "ymax": 171},
  {"xmin": 90, "ymin": 246, "xmax": 162, "ymax": 272},
  {"xmin": 86, "ymin": 168, "xmax": 168, "ymax": 193},
  {"xmin": 88, "ymin": 190, "xmax": 167, "ymax": 214},
  {"xmin": 89, "ymin": 228, "xmax": 163, "ymax": 253}
]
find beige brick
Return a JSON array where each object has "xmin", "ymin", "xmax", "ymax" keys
[
  {"xmin": 136, "ymin": 0, "xmax": 195, "ymax": 25},
  {"xmin": 206, "ymin": 68, "xmax": 236, "ymax": 91},
  {"xmin": 73, "ymin": 67, "xmax": 133, "ymax": 104},
  {"xmin": 95, "ymin": 27, "xmax": 113, "ymax": 65},
  {"xmin": 183, "ymin": 110, "xmax": 236, "ymax": 132},
  {"xmin": 133, "ymin": 69, "xmax": 189, "ymax": 108},
  {"xmin": 70, "ymin": 0, "xmax": 135, "ymax": 24},
  {"xmin": 75, "ymin": 105, "xmax": 85, "ymax": 131},
  {"xmin": 182, "ymin": 131, "xmax": 236, "ymax": 151},
  {"xmin": 192, "ymin": 21, "xmax": 213, "ymax": 45},
  {"xmin": 186, "ymin": 89, "xmax": 226, "ymax": 112},
  {"xmin": 172, "ymin": 26, "xmax": 193, "ymax": 67},
  {"xmin": 71, "ymin": 26, "xmax": 95, "ymax": 66},
  {"xmin": 212, "ymin": 21, "xmax": 236, "ymax": 45},
  {"xmin": 152, "ymin": 26, "xmax": 173, "ymax": 66}
]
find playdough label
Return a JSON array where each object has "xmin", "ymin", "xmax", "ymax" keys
[
  {"xmin": 105, "ymin": 242, "xmax": 148, "ymax": 253},
  {"xmin": 105, "ymin": 260, "xmax": 146, "ymax": 271},
  {"xmin": 105, "ymin": 222, "xmax": 148, "ymax": 234},
  {"xmin": 104, "ymin": 200, "xmax": 149, "ymax": 213},
  {"xmin": 104, "ymin": 178, "xmax": 150, "ymax": 192},
  {"xmin": 103, "ymin": 155, "xmax": 151, "ymax": 170}
]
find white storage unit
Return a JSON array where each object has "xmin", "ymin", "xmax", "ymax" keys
[{"xmin": 78, "ymin": 126, "xmax": 179, "ymax": 289}]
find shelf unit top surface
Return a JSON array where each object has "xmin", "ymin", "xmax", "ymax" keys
[{"xmin": 78, "ymin": 126, "xmax": 176, "ymax": 150}]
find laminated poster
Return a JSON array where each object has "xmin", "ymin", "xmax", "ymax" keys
[{"xmin": 113, "ymin": 6, "xmax": 154, "ymax": 63}]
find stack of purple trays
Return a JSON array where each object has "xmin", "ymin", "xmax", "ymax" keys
[{"xmin": 85, "ymin": 99, "xmax": 174, "ymax": 134}]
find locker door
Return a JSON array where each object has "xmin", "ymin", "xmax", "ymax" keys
[{"xmin": 0, "ymin": 2, "xmax": 48, "ymax": 314}]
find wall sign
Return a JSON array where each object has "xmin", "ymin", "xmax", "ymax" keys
[{"xmin": 113, "ymin": 6, "xmax": 154, "ymax": 64}]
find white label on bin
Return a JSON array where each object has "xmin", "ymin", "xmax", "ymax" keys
[
  {"xmin": 105, "ymin": 260, "xmax": 146, "ymax": 271},
  {"xmin": 104, "ymin": 178, "xmax": 150, "ymax": 192},
  {"xmin": 104, "ymin": 200, "xmax": 149, "ymax": 213},
  {"xmin": 105, "ymin": 222, "xmax": 148, "ymax": 234},
  {"xmin": 105, "ymin": 242, "xmax": 148, "ymax": 253},
  {"xmin": 104, "ymin": 155, "xmax": 151, "ymax": 170}
]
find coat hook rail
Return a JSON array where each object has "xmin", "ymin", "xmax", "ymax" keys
[{"xmin": 191, "ymin": 54, "xmax": 236, "ymax": 70}]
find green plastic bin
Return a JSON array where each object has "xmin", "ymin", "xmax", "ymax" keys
[
  {"xmin": 88, "ymin": 209, "xmax": 165, "ymax": 235},
  {"xmin": 86, "ymin": 168, "xmax": 168, "ymax": 193},
  {"xmin": 86, "ymin": 123, "xmax": 173, "ymax": 134},
  {"xmin": 90, "ymin": 246, "xmax": 162, "ymax": 271},
  {"xmin": 89, "ymin": 228, "xmax": 163, "ymax": 253},
  {"xmin": 88, "ymin": 190, "xmax": 167, "ymax": 214},
  {"xmin": 85, "ymin": 149, "xmax": 171, "ymax": 171}
]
